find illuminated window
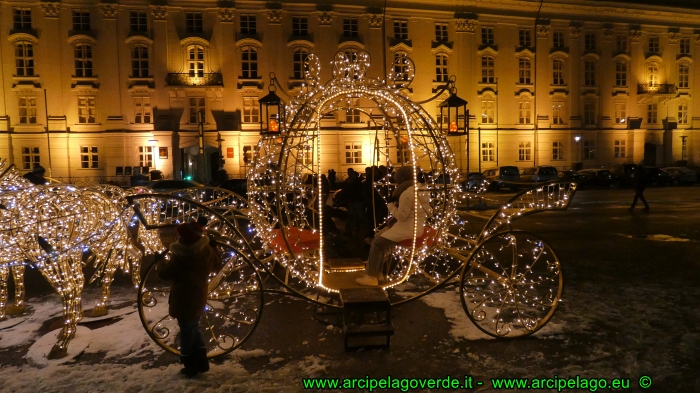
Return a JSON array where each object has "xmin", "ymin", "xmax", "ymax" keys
[
  {"xmin": 518, "ymin": 101, "xmax": 531, "ymax": 125},
  {"xmin": 188, "ymin": 46, "xmax": 204, "ymax": 78},
  {"xmin": 186, "ymin": 12, "xmax": 203, "ymax": 33},
  {"xmin": 518, "ymin": 58, "xmax": 531, "ymax": 84},
  {"xmin": 647, "ymin": 62, "xmax": 659, "ymax": 85},
  {"xmin": 435, "ymin": 23, "xmax": 448, "ymax": 42},
  {"xmin": 345, "ymin": 142, "xmax": 363, "ymax": 164},
  {"xmin": 240, "ymin": 15, "xmax": 257, "ymax": 35},
  {"xmin": 481, "ymin": 56, "xmax": 495, "ymax": 83},
  {"xmin": 13, "ymin": 8, "xmax": 32, "ymax": 29},
  {"xmin": 552, "ymin": 141, "xmax": 564, "ymax": 160},
  {"xmin": 292, "ymin": 17, "xmax": 308, "ymax": 36},
  {"xmin": 583, "ymin": 141, "xmax": 595, "ymax": 159},
  {"xmin": 77, "ymin": 96, "xmax": 96, "ymax": 124},
  {"xmin": 293, "ymin": 48, "xmax": 309, "ymax": 79},
  {"xmin": 243, "ymin": 97, "xmax": 259, "ymax": 123},
  {"xmin": 72, "ymin": 10, "xmax": 90, "ymax": 31},
  {"xmin": 138, "ymin": 146, "xmax": 153, "ymax": 168},
  {"xmin": 129, "ymin": 11, "xmax": 147, "ymax": 32},
  {"xmin": 131, "ymin": 46, "xmax": 149, "ymax": 78},
  {"xmin": 614, "ymin": 140, "xmax": 626, "ymax": 158},
  {"xmin": 80, "ymin": 146, "xmax": 99, "ymax": 169},
  {"xmin": 647, "ymin": 103, "xmax": 657, "ymax": 124},
  {"xmin": 134, "ymin": 97, "xmax": 151, "ymax": 124},
  {"xmin": 242, "ymin": 145, "xmax": 256, "ymax": 165},
  {"xmin": 15, "ymin": 43, "xmax": 34, "ymax": 77},
  {"xmin": 518, "ymin": 141, "xmax": 531, "ymax": 161},
  {"xmin": 18, "ymin": 96, "xmax": 37, "ymax": 124},
  {"xmin": 74, "ymin": 44, "xmax": 93, "ymax": 77},
  {"xmin": 21, "ymin": 147, "xmax": 40, "ymax": 170},
  {"xmin": 435, "ymin": 54, "xmax": 448, "ymax": 82},
  {"xmin": 614, "ymin": 102, "xmax": 626, "ymax": 124},
  {"xmin": 481, "ymin": 142, "xmax": 494, "ymax": 162},
  {"xmin": 481, "ymin": 100, "xmax": 494, "ymax": 124},
  {"xmin": 678, "ymin": 103, "xmax": 689, "ymax": 124},
  {"xmin": 188, "ymin": 97, "xmax": 205, "ymax": 124},
  {"xmin": 242, "ymin": 47, "xmax": 258, "ymax": 78},
  {"xmin": 552, "ymin": 102, "xmax": 565, "ymax": 125},
  {"xmin": 552, "ymin": 59, "xmax": 564, "ymax": 85}
]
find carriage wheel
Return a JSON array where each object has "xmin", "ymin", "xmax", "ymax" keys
[
  {"xmin": 131, "ymin": 194, "xmax": 264, "ymax": 358},
  {"xmin": 459, "ymin": 230, "xmax": 563, "ymax": 338}
]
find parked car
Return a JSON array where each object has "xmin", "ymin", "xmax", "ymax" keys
[
  {"xmin": 482, "ymin": 166, "xmax": 521, "ymax": 190},
  {"xmin": 576, "ymin": 169, "xmax": 613, "ymax": 188},
  {"xmin": 644, "ymin": 166, "xmax": 672, "ymax": 186},
  {"xmin": 217, "ymin": 178, "xmax": 248, "ymax": 198},
  {"xmin": 662, "ymin": 167, "xmax": 698, "ymax": 185},
  {"xmin": 558, "ymin": 170, "xmax": 590, "ymax": 187},
  {"xmin": 149, "ymin": 179, "xmax": 204, "ymax": 192},
  {"xmin": 520, "ymin": 166, "xmax": 559, "ymax": 183},
  {"xmin": 606, "ymin": 163, "xmax": 638, "ymax": 188},
  {"xmin": 460, "ymin": 172, "xmax": 487, "ymax": 191}
]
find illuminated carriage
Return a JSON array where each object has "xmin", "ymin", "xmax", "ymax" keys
[{"xmin": 133, "ymin": 51, "xmax": 576, "ymax": 358}]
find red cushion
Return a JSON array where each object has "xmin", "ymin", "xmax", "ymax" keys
[
  {"xmin": 270, "ymin": 227, "xmax": 320, "ymax": 254},
  {"xmin": 398, "ymin": 226, "xmax": 437, "ymax": 248}
]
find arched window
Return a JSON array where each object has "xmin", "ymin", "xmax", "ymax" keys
[
  {"xmin": 435, "ymin": 53, "xmax": 448, "ymax": 82},
  {"xmin": 647, "ymin": 61, "xmax": 659, "ymax": 86},
  {"xmin": 15, "ymin": 42, "xmax": 34, "ymax": 76},
  {"xmin": 188, "ymin": 45, "xmax": 204, "ymax": 77},
  {"xmin": 74, "ymin": 44, "xmax": 93, "ymax": 77},
  {"xmin": 481, "ymin": 56, "xmax": 495, "ymax": 83},
  {"xmin": 131, "ymin": 45, "xmax": 149, "ymax": 78},
  {"xmin": 293, "ymin": 48, "xmax": 309, "ymax": 79},
  {"xmin": 242, "ymin": 47, "xmax": 258, "ymax": 78}
]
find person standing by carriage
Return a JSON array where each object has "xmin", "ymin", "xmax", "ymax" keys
[{"xmin": 154, "ymin": 219, "xmax": 221, "ymax": 377}]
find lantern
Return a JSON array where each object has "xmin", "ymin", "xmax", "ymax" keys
[
  {"xmin": 439, "ymin": 91, "xmax": 469, "ymax": 136},
  {"xmin": 259, "ymin": 85, "xmax": 285, "ymax": 135}
]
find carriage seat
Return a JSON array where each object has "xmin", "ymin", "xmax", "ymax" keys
[
  {"xmin": 269, "ymin": 227, "xmax": 320, "ymax": 254},
  {"xmin": 397, "ymin": 226, "xmax": 438, "ymax": 248}
]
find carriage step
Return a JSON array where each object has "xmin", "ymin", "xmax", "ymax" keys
[
  {"xmin": 340, "ymin": 288, "xmax": 393, "ymax": 350},
  {"xmin": 327, "ymin": 258, "xmax": 365, "ymax": 272}
]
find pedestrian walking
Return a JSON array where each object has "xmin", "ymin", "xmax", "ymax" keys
[
  {"xmin": 154, "ymin": 220, "xmax": 221, "ymax": 377},
  {"xmin": 629, "ymin": 165, "xmax": 649, "ymax": 212}
]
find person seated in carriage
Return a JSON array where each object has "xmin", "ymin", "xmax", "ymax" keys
[
  {"xmin": 356, "ymin": 165, "xmax": 431, "ymax": 286},
  {"xmin": 154, "ymin": 220, "xmax": 221, "ymax": 377}
]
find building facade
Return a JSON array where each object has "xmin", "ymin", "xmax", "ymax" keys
[{"xmin": 1, "ymin": 0, "xmax": 699, "ymax": 184}]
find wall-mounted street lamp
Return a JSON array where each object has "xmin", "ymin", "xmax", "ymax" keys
[{"xmin": 260, "ymin": 74, "xmax": 286, "ymax": 135}]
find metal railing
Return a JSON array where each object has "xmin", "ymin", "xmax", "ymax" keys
[
  {"xmin": 166, "ymin": 73, "xmax": 223, "ymax": 86},
  {"xmin": 637, "ymin": 83, "xmax": 677, "ymax": 95},
  {"xmin": 48, "ymin": 174, "xmax": 169, "ymax": 187}
]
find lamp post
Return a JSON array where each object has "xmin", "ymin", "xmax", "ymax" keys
[
  {"xmin": 574, "ymin": 135, "xmax": 581, "ymax": 169},
  {"xmin": 197, "ymin": 109, "xmax": 207, "ymax": 183}
]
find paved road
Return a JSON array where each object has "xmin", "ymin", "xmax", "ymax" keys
[{"xmin": 1, "ymin": 185, "xmax": 698, "ymax": 392}]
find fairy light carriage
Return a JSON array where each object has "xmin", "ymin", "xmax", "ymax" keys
[{"xmin": 132, "ymin": 50, "xmax": 577, "ymax": 358}]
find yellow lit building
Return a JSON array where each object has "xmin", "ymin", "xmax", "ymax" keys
[{"xmin": 1, "ymin": 0, "xmax": 699, "ymax": 184}]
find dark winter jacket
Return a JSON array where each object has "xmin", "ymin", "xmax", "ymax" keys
[{"xmin": 156, "ymin": 236, "xmax": 221, "ymax": 320}]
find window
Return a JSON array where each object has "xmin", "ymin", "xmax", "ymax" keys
[
  {"xmin": 552, "ymin": 102, "xmax": 564, "ymax": 125},
  {"xmin": 583, "ymin": 102, "xmax": 596, "ymax": 125},
  {"xmin": 584, "ymin": 33, "xmax": 596, "ymax": 51},
  {"xmin": 678, "ymin": 64, "xmax": 689, "ymax": 88},
  {"xmin": 343, "ymin": 49, "xmax": 358, "ymax": 62},
  {"xmin": 15, "ymin": 43, "xmax": 34, "ymax": 77},
  {"xmin": 678, "ymin": 103, "xmax": 689, "ymax": 124},
  {"xmin": 518, "ymin": 101, "xmax": 531, "ymax": 124},
  {"xmin": 435, "ymin": 23, "xmax": 448, "ymax": 42},
  {"xmin": 18, "ymin": 96, "xmax": 37, "ymax": 124},
  {"xmin": 188, "ymin": 46, "xmax": 204, "ymax": 77},
  {"xmin": 74, "ymin": 44, "xmax": 93, "ymax": 77},
  {"xmin": 481, "ymin": 27, "xmax": 494, "ymax": 45},
  {"xmin": 647, "ymin": 62, "xmax": 659, "ymax": 85},
  {"xmin": 680, "ymin": 38, "xmax": 691, "ymax": 55},
  {"xmin": 21, "ymin": 147, "xmax": 40, "ymax": 170},
  {"xmin": 134, "ymin": 97, "xmax": 151, "ymax": 123},
  {"xmin": 343, "ymin": 18, "xmax": 358, "ymax": 38},
  {"xmin": 552, "ymin": 59, "xmax": 564, "ymax": 85},
  {"xmin": 552, "ymin": 141, "xmax": 564, "ymax": 160},
  {"xmin": 13, "ymin": 8, "xmax": 31, "ymax": 29},
  {"xmin": 293, "ymin": 48, "xmax": 309, "ymax": 79},
  {"xmin": 435, "ymin": 54, "xmax": 448, "ymax": 82},
  {"xmin": 481, "ymin": 101, "xmax": 494, "ymax": 124},
  {"xmin": 682, "ymin": 137, "xmax": 687, "ymax": 159},
  {"xmin": 186, "ymin": 12, "xmax": 203, "ymax": 33},
  {"xmin": 393, "ymin": 52, "xmax": 410, "ymax": 81},
  {"xmin": 553, "ymin": 31, "xmax": 564, "ymax": 48},
  {"xmin": 242, "ymin": 47, "xmax": 258, "ymax": 78},
  {"xmin": 583, "ymin": 140, "xmax": 595, "ymax": 159},
  {"xmin": 481, "ymin": 56, "xmax": 495, "ymax": 83},
  {"xmin": 518, "ymin": 58, "xmax": 531, "ymax": 84},
  {"xmin": 616, "ymin": 34, "xmax": 628, "ymax": 53},
  {"xmin": 518, "ymin": 141, "xmax": 531, "ymax": 161},
  {"xmin": 648, "ymin": 36, "xmax": 659, "ymax": 53},
  {"xmin": 481, "ymin": 142, "xmax": 494, "ymax": 162},
  {"xmin": 614, "ymin": 102, "xmax": 626, "ymax": 124},
  {"xmin": 131, "ymin": 46, "xmax": 149, "ymax": 78},
  {"xmin": 345, "ymin": 99, "xmax": 361, "ymax": 123},
  {"xmin": 647, "ymin": 103, "xmax": 657, "ymax": 124},
  {"xmin": 242, "ymin": 145, "xmax": 255, "ymax": 165},
  {"xmin": 345, "ymin": 142, "xmax": 362, "ymax": 164},
  {"xmin": 243, "ymin": 97, "xmax": 259, "ymax": 123},
  {"xmin": 188, "ymin": 97, "xmax": 205, "ymax": 124},
  {"xmin": 80, "ymin": 146, "xmax": 98, "ymax": 169},
  {"xmin": 519, "ymin": 29, "xmax": 531, "ymax": 47},
  {"xmin": 240, "ymin": 15, "xmax": 256, "ymax": 35},
  {"xmin": 138, "ymin": 146, "xmax": 153, "ymax": 168},
  {"xmin": 129, "ymin": 11, "xmax": 147, "ymax": 32},
  {"xmin": 397, "ymin": 141, "xmax": 411, "ymax": 165},
  {"xmin": 292, "ymin": 17, "xmax": 308, "ymax": 36},
  {"xmin": 394, "ymin": 19, "xmax": 408, "ymax": 40},
  {"xmin": 72, "ymin": 10, "xmax": 90, "ymax": 31},
  {"xmin": 615, "ymin": 61, "xmax": 627, "ymax": 87},
  {"xmin": 77, "ymin": 96, "xmax": 96, "ymax": 123},
  {"xmin": 614, "ymin": 140, "xmax": 626, "ymax": 158},
  {"xmin": 300, "ymin": 145, "xmax": 314, "ymax": 166},
  {"xmin": 584, "ymin": 60, "xmax": 596, "ymax": 86}
]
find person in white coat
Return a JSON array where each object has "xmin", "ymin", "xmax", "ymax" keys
[{"xmin": 356, "ymin": 165, "xmax": 431, "ymax": 286}]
